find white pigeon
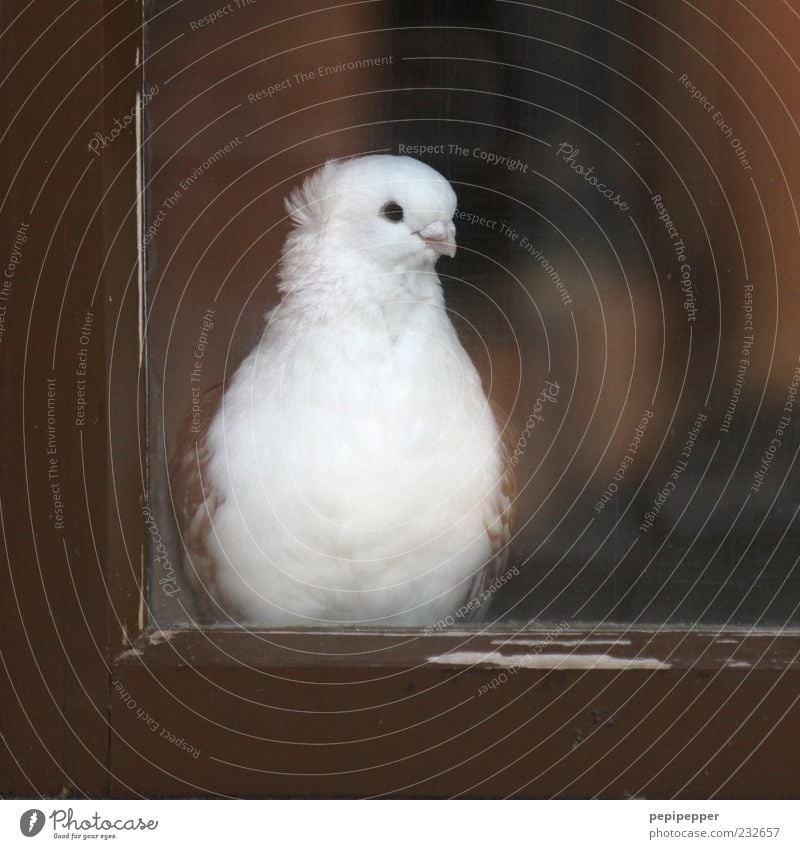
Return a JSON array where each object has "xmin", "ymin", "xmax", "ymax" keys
[{"xmin": 171, "ymin": 154, "xmax": 514, "ymax": 627}]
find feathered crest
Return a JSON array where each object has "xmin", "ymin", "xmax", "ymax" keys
[{"xmin": 284, "ymin": 159, "xmax": 344, "ymax": 230}]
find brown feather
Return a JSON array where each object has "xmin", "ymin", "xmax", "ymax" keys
[
  {"xmin": 461, "ymin": 400, "xmax": 517, "ymax": 622},
  {"xmin": 168, "ymin": 382, "xmax": 230, "ymax": 623}
]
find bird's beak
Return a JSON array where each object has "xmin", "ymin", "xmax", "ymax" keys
[{"xmin": 418, "ymin": 220, "xmax": 457, "ymax": 258}]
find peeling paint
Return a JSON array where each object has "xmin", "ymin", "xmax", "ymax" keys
[
  {"xmin": 148, "ymin": 629, "xmax": 177, "ymax": 646},
  {"xmin": 491, "ymin": 638, "xmax": 633, "ymax": 647},
  {"xmin": 117, "ymin": 646, "xmax": 143, "ymax": 660},
  {"xmin": 427, "ymin": 651, "xmax": 671, "ymax": 670},
  {"xmin": 138, "ymin": 547, "xmax": 145, "ymax": 632},
  {"xmin": 135, "ymin": 67, "xmax": 144, "ymax": 369}
]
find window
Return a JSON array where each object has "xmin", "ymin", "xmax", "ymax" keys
[{"xmin": 147, "ymin": 1, "xmax": 800, "ymax": 629}]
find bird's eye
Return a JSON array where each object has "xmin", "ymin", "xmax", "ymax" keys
[{"xmin": 381, "ymin": 201, "xmax": 404, "ymax": 222}]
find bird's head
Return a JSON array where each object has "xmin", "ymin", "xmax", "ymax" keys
[{"xmin": 284, "ymin": 154, "xmax": 458, "ymax": 273}]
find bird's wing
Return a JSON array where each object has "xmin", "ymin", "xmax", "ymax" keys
[
  {"xmin": 168, "ymin": 382, "xmax": 228, "ymax": 623},
  {"xmin": 461, "ymin": 402, "xmax": 517, "ymax": 623}
]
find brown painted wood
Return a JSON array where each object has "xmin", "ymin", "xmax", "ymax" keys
[
  {"xmin": 0, "ymin": 0, "xmax": 143, "ymax": 796},
  {"xmin": 108, "ymin": 628, "xmax": 800, "ymax": 798},
  {"xmin": 2, "ymin": 0, "xmax": 800, "ymax": 800},
  {"xmin": 117, "ymin": 627, "xmax": 800, "ymax": 672}
]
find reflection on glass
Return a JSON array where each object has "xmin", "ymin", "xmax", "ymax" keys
[{"xmin": 144, "ymin": 1, "xmax": 800, "ymax": 629}]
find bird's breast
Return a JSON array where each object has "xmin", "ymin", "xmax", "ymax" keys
[
  {"xmin": 203, "ymin": 302, "xmax": 502, "ymax": 593},
  {"xmin": 215, "ymin": 292, "xmax": 497, "ymax": 516}
]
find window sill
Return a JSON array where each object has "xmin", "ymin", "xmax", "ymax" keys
[{"xmin": 116, "ymin": 626, "xmax": 800, "ymax": 671}]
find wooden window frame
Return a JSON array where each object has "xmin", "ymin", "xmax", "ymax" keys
[{"xmin": 2, "ymin": 0, "xmax": 799, "ymax": 799}]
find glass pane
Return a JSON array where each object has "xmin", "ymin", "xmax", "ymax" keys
[{"xmin": 145, "ymin": 1, "xmax": 800, "ymax": 629}]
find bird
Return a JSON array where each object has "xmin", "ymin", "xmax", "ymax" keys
[{"xmin": 170, "ymin": 154, "xmax": 514, "ymax": 627}]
